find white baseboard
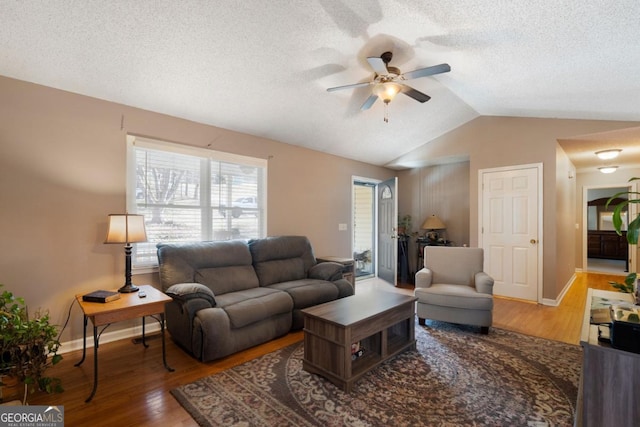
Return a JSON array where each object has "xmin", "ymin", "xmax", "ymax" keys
[
  {"xmin": 58, "ymin": 323, "xmax": 162, "ymax": 355},
  {"xmin": 541, "ymin": 273, "xmax": 577, "ymax": 307}
]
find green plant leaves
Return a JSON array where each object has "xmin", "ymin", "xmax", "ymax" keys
[{"xmin": 606, "ymin": 177, "xmax": 640, "ymax": 245}]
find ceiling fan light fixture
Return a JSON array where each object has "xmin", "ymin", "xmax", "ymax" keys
[
  {"xmin": 598, "ymin": 166, "xmax": 618, "ymax": 174},
  {"xmin": 595, "ymin": 149, "xmax": 622, "ymax": 160},
  {"xmin": 373, "ymin": 82, "xmax": 402, "ymax": 104}
]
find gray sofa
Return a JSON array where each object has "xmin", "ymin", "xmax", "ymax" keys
[{"xmin": 157, "ymin": 236, "xmax": 354, "ymax": 361}]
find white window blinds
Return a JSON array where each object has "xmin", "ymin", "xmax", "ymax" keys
[{"xmin": 127, "ymin": 135, "xmax": 267, "ymax": 267}]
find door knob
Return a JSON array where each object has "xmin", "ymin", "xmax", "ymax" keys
[{"xmin": 530, "ymin": 239, "xmax": 537, "ymax": 244}]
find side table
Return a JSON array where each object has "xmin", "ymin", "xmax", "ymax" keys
[{"xmin": 74, "ymin": 285, "xmax": 174, "ymax": 402}]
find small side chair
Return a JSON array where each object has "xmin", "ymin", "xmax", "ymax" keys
[{"xmin": 414, "ymin": 246, "xmax": 494, "ymax": 334}]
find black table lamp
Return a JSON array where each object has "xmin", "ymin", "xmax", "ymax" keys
[{"xmin": 105, "ymin": 213, "xmax": 147, "ymax": 293}]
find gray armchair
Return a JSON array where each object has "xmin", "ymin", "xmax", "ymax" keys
[{"xmin": 414, "ymin": 246, "xmax": 494, "ymax": 334}]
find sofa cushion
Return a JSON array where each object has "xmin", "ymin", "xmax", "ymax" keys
[
  {"xmin": 253, "ymin": 258, "xmax": 305, "ymax": 287},
  {"xmin": 195, "ymin": 265, "xmax": 259, "ymax": 295},
  {"xmin": 157, "ymin": 240, "xmax": 257, "ymax": 292},
  {"xmin": 415, "ymin": 284, "xmax": 494, "ymax": 311},
  {"xmin": 308, "ymin": 262, "xmax": 343, "ymax": 281},
  {"xmin": 216, "ymin": 287, "xmax": 293, "ymax": 329},
  {"xmin": 249, "ymin": 236, "xmax": 318, "ymax": 286},
  {"xmin": 267, "ymin": 279, "xmax": 339, "ymax": 309}
]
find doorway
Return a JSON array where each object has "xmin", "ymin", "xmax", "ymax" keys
[
  {"xmin": 352, "ymin": 176, "xmax": 398, "ymax": 285},
  {"xmin": 583, "ymin": 185, "xmax": 630, "ymax": 275},
  {"xmin": 353, "ymin": 180, "xmax": 375, "ymax": 280}
]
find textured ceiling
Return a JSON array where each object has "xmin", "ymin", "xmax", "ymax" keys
[{"xmin": 1, "ymin": 1, "xmax": 639, "ymax": 169}]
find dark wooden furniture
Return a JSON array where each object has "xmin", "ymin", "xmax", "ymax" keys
[
  {"xmin": 301, "ymin": 292, "xmax": 417, "ymax": 392},
  {"xmin": 398, "ymin": 235, "xmax": 410, "ymax": 283},
  {"xmin": 587, "ymin": 230, "xmax": 627, "ymax": 260},
  {"xmin": 416, "ymin": 237, "xmax": 452, "ymax": 270},
  {"xmin": 75, "ymin": 285, "xmax": 173, "ymax": 402},
  {"xmin": 576, "ymin": 288, "xmax": 640, "ymax": 426}
]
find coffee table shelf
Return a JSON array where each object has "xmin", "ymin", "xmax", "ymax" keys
[{"xmin": 301, "ymin": 291, "xmax": 417, "ymax": 392}]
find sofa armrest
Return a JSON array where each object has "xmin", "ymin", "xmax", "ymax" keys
[
  {"xmin": 308, "ymin": 262, "xmax": 343, "ymax": 281},
  {"xmin": 475, "ymin": 272, "xmax": 494, "ymax": 295},
  {"xmin": 415, "ymin": 268, "xmax": 433, "ymax": 289},
  {"xmin": 165, "ymin": 283, "xmax": 216, "ymax": 307}
]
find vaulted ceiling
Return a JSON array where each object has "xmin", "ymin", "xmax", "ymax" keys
[{"xmin": 2, "ymin": 1, "xmax": 639, "ymax": 169}]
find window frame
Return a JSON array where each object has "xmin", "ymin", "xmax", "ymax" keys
[{"xmin": 126, "ymin": 135, "xmax": 268, "ymax": 272}]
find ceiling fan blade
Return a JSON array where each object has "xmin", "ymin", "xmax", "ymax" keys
[
  {"xmin": 360, "ymin": 94, "xmax": 378, "ymax": 110},
  {"xmin": 326, "ymin": 81, "xmax": 371, "ymax": 92},
  {"xmin": 366, "ymin": 56, "xmax": 388, "ymax": 75},
  {"xmin": 401, "ymin": 85, "xmax": 431, "ymax": 103},
  {"xmin": 403, "ymin": 63, "xmax": 451, "ymax": 80}
]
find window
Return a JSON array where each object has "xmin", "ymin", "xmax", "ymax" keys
[{"xmin": 127, "ymin": 135, "xmax": 267, "ymax": 268}]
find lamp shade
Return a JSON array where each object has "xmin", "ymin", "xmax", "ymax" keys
[
  {"xmin": 105, "ymin": 214, "xmax": 147, "ymax": 244},
  {"xmin": 421, "ymin": 215, "xmax": 446, "ymax": 230},
  {"xmin": 373, "ymin": 81, "xmax": 402, "ymax": 104}
]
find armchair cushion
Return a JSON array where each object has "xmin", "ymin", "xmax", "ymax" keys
[{"xmin": 415, "ymin": 284, "xmax": 493, "ymax": 311}]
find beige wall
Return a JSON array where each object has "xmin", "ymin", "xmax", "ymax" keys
[
  {"xmin": 393, "ymin": 116, "xmax": 640, "ymax": 300},
  {"xmin": 398, "ymin": 162, "xmax": 470, "ymax": 274},
  {"xmin": 0, "ymin": 76, "xmax": 394, "ymax": 343},
  {"xmin": 555, "ymin": 144, "xmax": 577, "ymax": 297}
]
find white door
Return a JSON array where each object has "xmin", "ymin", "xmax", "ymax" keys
[
  {"xmin": 480, "ymin": 165, "xmax": 541, "ymax": 301},
  {"xmin": 377, "ymin": 177, "xmax": 398, "ymax": 285}
]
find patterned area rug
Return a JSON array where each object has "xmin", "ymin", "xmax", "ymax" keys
[{"xmin": 171, "ymin": 322, "xmax": 581, "ymax": 426}]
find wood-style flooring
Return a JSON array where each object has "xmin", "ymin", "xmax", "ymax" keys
[{"xmin": 29, "ymin": 272, "xmax": 622, "ymax": 426}]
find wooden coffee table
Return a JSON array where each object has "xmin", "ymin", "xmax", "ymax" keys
[{"xmin": 301, "ymin": 291, "xmax": 417, "ymax": 392}]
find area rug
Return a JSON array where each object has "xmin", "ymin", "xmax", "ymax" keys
[{"xmin": 171, "ymin": 322, "xmax": 581, "ymax": 427}]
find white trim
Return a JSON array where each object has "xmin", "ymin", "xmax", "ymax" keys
[
  {"xmin": 352, "ymin": 176, "xmax": 382, "ymax": 280},
  {"xmin": 128, "ymin": 135, "xmax": 268, "ymax": 168},
  {"xmin": 541, "ymin": 273, "xmax": 577, "ymax": 306},
  {"xmin": 478, "ymin": 162, "xmax": 544, "ymax": 303},
  {"xmin": 58, "ymin": 323, "xmax": 162, "ymax": 354}
]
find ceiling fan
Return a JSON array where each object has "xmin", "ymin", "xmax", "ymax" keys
[{"xmin": 327, "ymin": 51, "xmax": 450, "ymax": 122}]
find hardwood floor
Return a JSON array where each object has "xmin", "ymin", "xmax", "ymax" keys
[{"xmin": 29, "ymin": 272, "xmax": 623, "ymax": 426}]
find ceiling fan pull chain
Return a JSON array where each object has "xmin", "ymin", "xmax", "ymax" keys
[{"xmin": 384, "ymin": 102, "xmax": 389, "ymax": 123}]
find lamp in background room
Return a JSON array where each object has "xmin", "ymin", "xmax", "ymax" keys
[
  {"xmin": 421, "ymin": 214, "xmax": 446, "ymax": 241},
  {"xmin": 105, "ymin": 213, "xmax": 147, "ymax": 293}
]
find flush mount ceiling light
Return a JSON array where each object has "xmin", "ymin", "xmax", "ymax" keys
[
  {"xmin": 598, "ymin": 166, "xmax": 618, "ymax": 174},
  {"xmin": 595, "ymin": 149, "xmax": 622, "ymax": 160}
]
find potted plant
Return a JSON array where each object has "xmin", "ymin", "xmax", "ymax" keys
[
  {"xmin": 0, "ymin": 284, "xmax": 63, "ymax": 404},
  {"xmin": 398, "ymin": 214, "xmax": 412, "ymax": 236},
  {"xmin": 607, "ymin": 178, "xmax": 640, "ymax": 302}
]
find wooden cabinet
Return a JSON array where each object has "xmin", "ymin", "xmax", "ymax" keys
[
  {"xmin": 577, "ymin": 289, "xmax": 640, "ymax": 426},
  {"xmin": 587, "ymin": 230, "xmax": 627, "ymax": 260}
]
